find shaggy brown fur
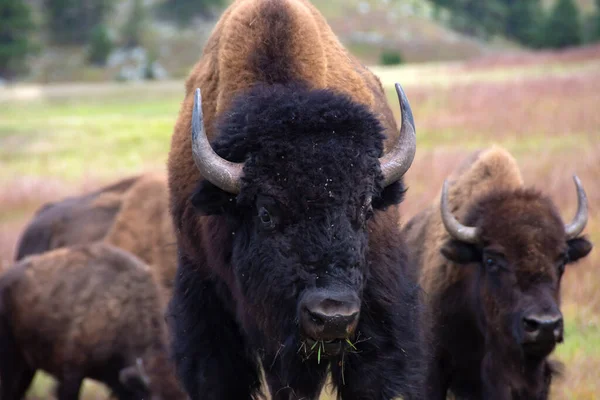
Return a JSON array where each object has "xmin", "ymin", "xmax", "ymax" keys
[
  {"xmin": 402, "ymin": 145, "xmax": 593, "ymax": 399},
  {"xmin": 102, "ymin": 173, "xmax": 177, "ymax": 295},
  {"xmin": 15, "ymin": 173, "xmax": 178, "ymax": 296},
  {"xmin": 14, "ymin": 176, "xmax": 140, "ymax": 261},
  {"xmin": 0, "ymin": 242, "xmax": 186, "ymax": 400}
]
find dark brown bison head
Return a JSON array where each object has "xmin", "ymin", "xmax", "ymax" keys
[
  {"xmin": 439, "ymin": 177, "xmax": 592, "ymax": 360},
  {"xmin": 189, "ymin": 82, "xmax": 415, "ymax": 359}
]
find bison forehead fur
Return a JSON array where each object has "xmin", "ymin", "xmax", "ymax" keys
[{"xmin": 193, "ymin": 83, "xmax": 404, "ymax": 213}]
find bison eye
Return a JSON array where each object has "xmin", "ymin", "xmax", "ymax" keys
[
  {"xmin": 557, "ymin": 254, "xmax": 568, "ymax": 275},
  {"xmin": 482, "ymin": 253, "xmax": 503, "ymax": 272},
  {"xmin": 258, "ymin": 207, "xmax": 274, "ymax": 229},
  {"xmin": 357, "ymin": 197, "xmax": 373, "ymax": 227}
]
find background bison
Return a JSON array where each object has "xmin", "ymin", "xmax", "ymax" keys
[
  {"xmin": 402, "ymin": 146, "xmax": 593, "ymax": 399},
  {"xmin": 14, "ymin": 176, "xmax": 140, "ymax": 262},
  {"xmin": 0, "ymin": 242, "xmax": 186, "ymax": 400},
  {"xmin": 166, "ymin": 0, "xmax": 423, "ymax": 398},
  {"xmin": 14, "ymin": 173, "xmax": 177, "ymax": 296}
]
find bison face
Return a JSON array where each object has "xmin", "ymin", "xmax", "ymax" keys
[
  {"xmin": 440, "ymin": 184, "xmax": 592, "ymax": 360},
  {"xmin": 189, "ymin": 83, "xmax": 412, "ymax": 359}
]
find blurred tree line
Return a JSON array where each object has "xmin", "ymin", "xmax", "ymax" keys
[
  {"xmin": 0, "ymin": 0, "xmax": 225, "ymax": 80},
  {"xmin": 433, "ymin": 0, "xmax": 600, "ymax": 48},
  {"xmin": 2, "ymin": 0, "xmax": 600, "ymax": 80}
]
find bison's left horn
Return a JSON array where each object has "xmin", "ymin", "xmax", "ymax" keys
[
  {"xmin": 440, "ymin": 180, "xmax": 480, "ymax": 244},
  {"xmin": 380, "ymin": 83, "xmax": 417, "ymax": 187},
  {"xmin": 191, "ymin": 88, "xmax": 244, "ymax": 194},
  {"xmin": 564, "ymin": 175, "xmax": 588, "ymax": 240}
]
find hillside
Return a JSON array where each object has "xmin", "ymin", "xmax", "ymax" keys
[
  {"xmin": 22, "ymin": 0, "xmax": 516, "ymax": 84},
  {"xmin": 18, "ymin": 0, "xmax": 600, "ymax": 83}
]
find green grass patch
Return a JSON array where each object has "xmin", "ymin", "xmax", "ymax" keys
[
  {"xmin": 0, "ymin": 96, "xmax": 181, "ymax": 183},
  {"xmin": 555, "ymin": 307, "xmax": 600, "ymax": 363},
  {"xmin": 27, "ymin": 372, "xmax": 110, "ymax": 399}
]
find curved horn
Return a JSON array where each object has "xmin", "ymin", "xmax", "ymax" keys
[
  {"xmin": 440, "ymin": 180, "xmax": 480, "ymax": 244},
  {"xmin": 564, "ymin": 175, "xmax": 588, "ymax": 240},
  {"xmin": 191, "ymin": 88, "xmax": 244, "ymax": 194},
  {"xmin": 380, "ymin": 83, "xmax": 417, "ymax": 187}
]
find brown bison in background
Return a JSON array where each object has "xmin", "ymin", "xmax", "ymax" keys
[
  {"xmin": 0, "ymin": 242, "xmax": 186, "ymax": 400},
  {"xmin": 14, "ymin": 176, "xmax": 140, "ymax": 261},
  {"xmin": 14, "ymin": 173, "xmax": 177, "ymax": 295},
  {"xmin": 402, "ymin": 146, "xmax": 593, "ymax": 399},
  {"xmin": 166, "ymin": 0, "xmax": 423, "ymax": 398}
]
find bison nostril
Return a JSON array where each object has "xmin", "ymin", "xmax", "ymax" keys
[
  {"xmin": 523, "ymin": 314, "xmax": 563, "ymax": 338},
  {"xmin": 307, "ymin": 309, "xmax": 325, "ymax": 326},
  {"xmin": 523, "ymin": 317, "xmax": 540, "ymax": 333}
]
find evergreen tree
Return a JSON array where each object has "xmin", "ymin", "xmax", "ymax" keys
[
  {"xmin": 539, "ymin": 0, "xmax": 582, "ymax": 48},
  {"xmin": 0, "ymin": 0, "xmax": 36, "ymax": 80},
  {"xmin": 593, "ymin": 0, "xmax": 600, "ymax": 41},
  {"xmin": 87, "ymin": 24, "xmax": 113, "ymax": 66},
  {"xmin": 44, "ymin": 0, "xmax": 115, "ymax": 45},
  {"xmin": 430, "ymin": 0, "xmax": 507, "ymax": 40},
  {"xmin": 504, "ymin": 0, "xmax": 544, "ymax": 46},
  {"xmin": 121, "ymin": 0, "xmax": 147, "ymax": 48},
  {"xmin": 158, "ymin": 0, "xmax": 225, "ymax": 26}
]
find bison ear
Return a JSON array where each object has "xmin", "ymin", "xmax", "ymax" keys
[
  {"xmin": 440, "ymin": 239, "xmax": 480, "ymax": 264},
  {"xmin": 373, "ymin": 180, "xmax": 406, "ymax": 210},
  {"xmin": 566, "ymin": 237, "xmax": 593, "ymax": 264},
  {"xmin": 191, "ymin": 180, "xmax": 236, "ymax": 216}
]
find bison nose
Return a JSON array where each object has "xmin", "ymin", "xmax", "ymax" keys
[
  {"xmin": 523, "ymin": 313, "xmax": 564, "ymax": 345},
  {"xmin": 299, "ymin": 291, "xmax": 360, "ymax": 341}
]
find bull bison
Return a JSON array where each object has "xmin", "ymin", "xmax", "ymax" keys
[
  {"xmin": 402, "ymin": 146, "xmax": 593, "ymax": 399},
  {"xmin": 166, "ymin": 0, "xmax": 423, "ymax": 398},
  {"xmin": 14, "ymin": 173, "xmax": 178, "ymax": 295},
  {"xmin": 0, "ymin": 242, "xmax": 186, "ymax": 400}
]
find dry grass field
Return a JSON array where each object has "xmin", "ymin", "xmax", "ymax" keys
[{"xmin": 0, "ymin": 44, "xmax": 598, "ymax": 399}]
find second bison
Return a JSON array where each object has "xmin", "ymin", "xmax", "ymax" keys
[{"xmin": 403, "ymin": 146, "xmax": 593, "ymax": 399}]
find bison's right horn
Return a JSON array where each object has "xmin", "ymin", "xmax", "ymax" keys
[
  {"xmin": 440, "ymin": 180, "xmax": 480, "ymax": 244},
  {"xmin": 564, "ymin": 175, "xmax": 588, "ymax": 240},
  {"xmin": 191, "ymin": 88, "xmax": 244, "ymax": 194},
  {"xmin": 380, "ymin": 83, "xmax": 417, "ymax": 187}
]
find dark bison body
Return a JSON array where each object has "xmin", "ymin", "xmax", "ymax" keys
[
  {"xmin": 166, "ymin": 0, "xmax": 423, "ymax": 399},
  {"xmin": 14, "ymin": 176, "xmax": 139, "ymax": 261},
  {"xmin": 402, "ymin": 146, "xmax": 593, "ymax": 399},
  {"xmin": 14, "ymin": 174, "xmax": 178, "ymax": 295},
  {"xmin": 0, "ymin": 242, "xmax": 186, "ymax": 400}
]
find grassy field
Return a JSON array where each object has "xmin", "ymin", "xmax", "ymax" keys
[{"xmin": 0, "ymin": 44, "xmax": 599, "ymax": 399}]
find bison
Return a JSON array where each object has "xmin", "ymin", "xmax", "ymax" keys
[
  {"xmin": 0, "ymin": 242, "xmax": 186, "ymax": 400},
  {"xmin": 14, "ymin": 173, "xmax": 178, "ymax": 295},
  {"xmin": 166, "ymin": 0, "xmax": 423, "ymax": 398},
  {"xmin": 402, "ymin": 146, "xmax": 593, "ymax": 399},
  {"xmin": 14, "ymin": 175, "xmax": 140, "ymax": 262}
]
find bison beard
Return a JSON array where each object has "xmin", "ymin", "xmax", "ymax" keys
[{"xmin": 167, "ymin": 83, "xmax": 424, "ymax": 399}]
